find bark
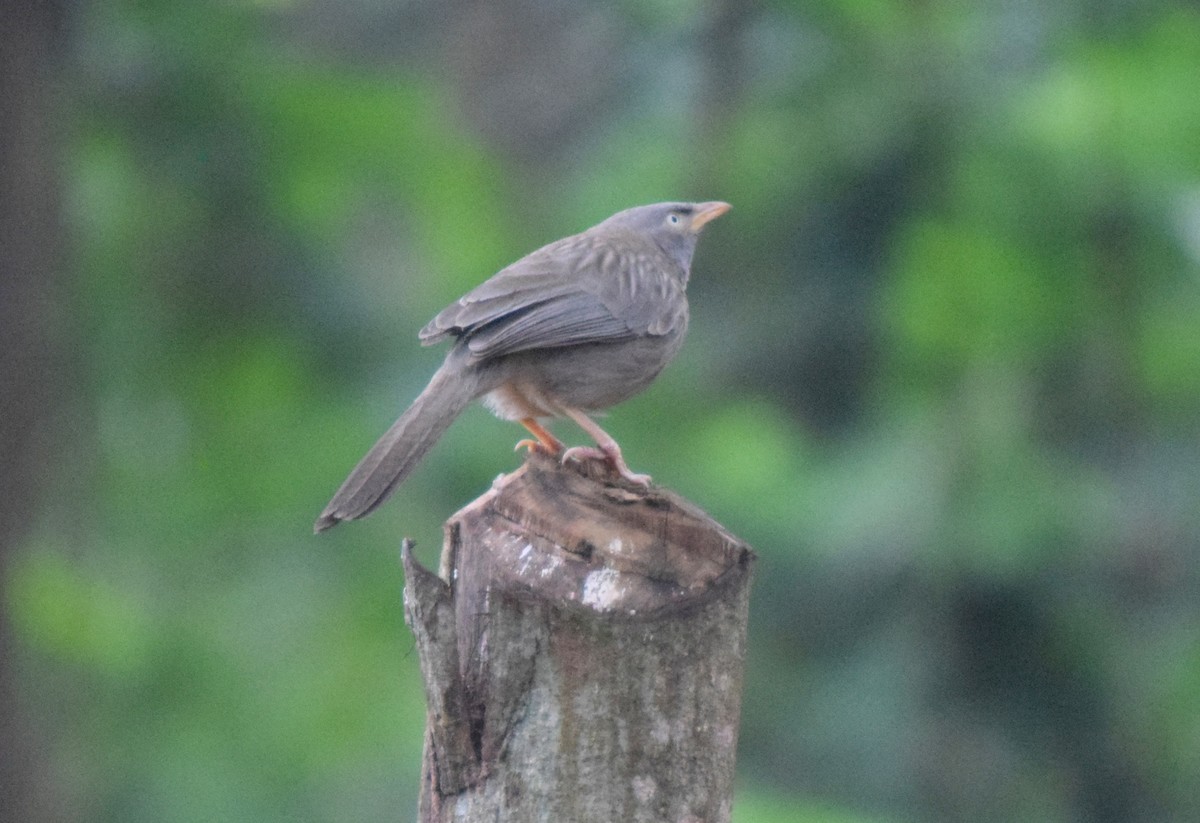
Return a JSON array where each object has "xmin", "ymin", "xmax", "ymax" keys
[{"xmin": 402, "ymin": 452, "xmax": 755, "ymax": 823}]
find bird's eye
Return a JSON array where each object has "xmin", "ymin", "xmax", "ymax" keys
[{"xmin": 668, "ymin": 214, "xmax": 681, "ymax": 225}]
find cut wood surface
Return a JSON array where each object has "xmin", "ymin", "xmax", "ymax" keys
[{"xmin": 402, "ymin": 452, "xmax": 755, "ymax": 823}]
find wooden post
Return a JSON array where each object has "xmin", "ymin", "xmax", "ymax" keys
[{"xmin": 401, "ymin": 452, "xmax": 755, "ymax": 823}]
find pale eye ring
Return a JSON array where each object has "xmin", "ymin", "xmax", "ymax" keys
[{"xmin": 668, "ymin": 214, "xmax": 680, "ymax": 224}]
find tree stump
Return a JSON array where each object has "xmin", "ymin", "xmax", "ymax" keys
[{"xmin": 401, "ymin": 451, "xmax": 755, "ymax": 823}]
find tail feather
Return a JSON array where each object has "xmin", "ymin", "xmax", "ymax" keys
[{"xmin": 315, "ymin": 358, "xmax": 483, "ymax": 532}]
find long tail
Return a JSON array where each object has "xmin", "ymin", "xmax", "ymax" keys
[{"xmin": 314, "ymin": 356, "xmax": 484, "ymax": 533}]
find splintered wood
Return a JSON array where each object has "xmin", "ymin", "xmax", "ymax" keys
[{"xmin": 444, "ymin": 452, "xmax": 748, "ymax": 614}]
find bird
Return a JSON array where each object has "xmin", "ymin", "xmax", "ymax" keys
[{"xmin": 314, "ymin": 200, "xmax": 731, "ymax": 533}]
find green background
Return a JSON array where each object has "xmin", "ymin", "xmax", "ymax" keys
[{"xmin": 4, "ymin": 1, "xmax": 1200, "ymax": 821}]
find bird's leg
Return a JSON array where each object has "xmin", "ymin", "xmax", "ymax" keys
[
  {"xmin": 515, "ymin": 417, "xmax": 565, "ymax": 455},
  {"xmin": 560, "ymin": 408, "xmax": 652, "ymax": 487}
]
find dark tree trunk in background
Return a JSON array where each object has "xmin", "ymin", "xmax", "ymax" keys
[
  {"xmin": 0, "ymin": 2, "xmax": 70, "ymax": 822},
  {"xmin": 402, "ymin": 454, "xmax": 754, "ymax": 822}
]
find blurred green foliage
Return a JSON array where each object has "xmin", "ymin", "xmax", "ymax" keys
[{"xmin": 6, "ymin": 1, "xmax": 1200, "ymax": 821}]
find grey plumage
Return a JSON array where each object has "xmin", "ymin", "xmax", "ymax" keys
[
  {"xmin": 315, "ymin": 201, "xmax": 730, "ymax": 533},
  {"xmin": 313, "ymin": 350, "xmax": 488, "ymax": 530}
]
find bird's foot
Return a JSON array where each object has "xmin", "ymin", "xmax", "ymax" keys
[
  {"xmin": 561, "ymin": 444, "xmax": 652, "ymax": 487},
  {"xmin": 515, "ymin": 438, "xmax": 561, "ymax": 455},
  {"xmin": 517, "ymin": 418, "xmax": 565, "ymax": 456},
  {"xmin": 561, "ymin": 444, "xmax": 605, "ymax": 463}
]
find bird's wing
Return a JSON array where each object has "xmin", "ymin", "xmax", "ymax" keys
[{"xmin": 419, "ymin": 232, "xmax": 685, "ymax": 359}]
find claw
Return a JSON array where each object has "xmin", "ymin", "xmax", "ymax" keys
[
  {"xmin": 562, "ymin": 445, "xmax": 652, "ymax": 487},
  {"xmin": 562, "ymin": 445, "xmax": 606, "ymax": 464}
]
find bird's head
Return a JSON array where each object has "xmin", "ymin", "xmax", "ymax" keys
[{"xmin": 601, "ymin": 201, "xmax": 731, "ymax": 272}]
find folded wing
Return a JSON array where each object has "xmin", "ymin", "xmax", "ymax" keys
[{"xmin": 419, "ymin": 232, "xmax": 685, "ymax": 360}]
